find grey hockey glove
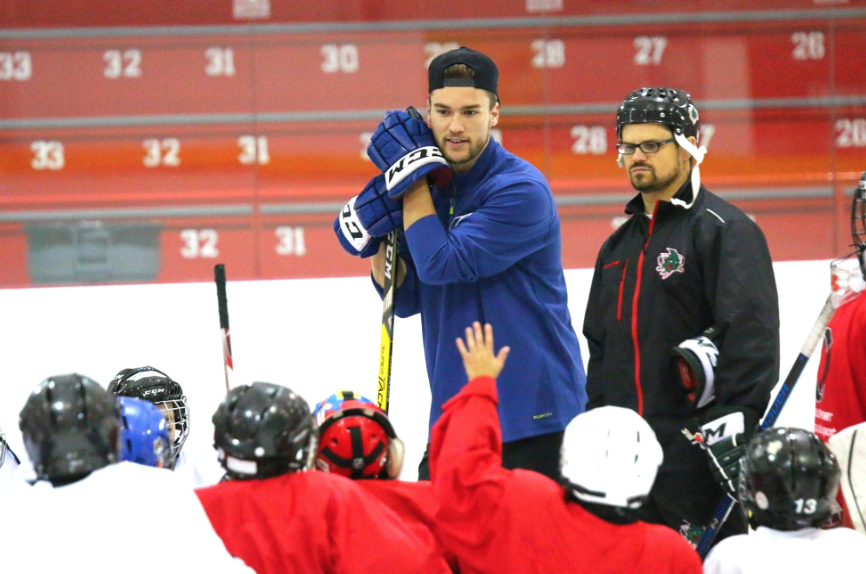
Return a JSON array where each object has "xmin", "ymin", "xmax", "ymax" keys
[
  {"xmin": 367, "ymin": 107, "xmax": 453, "ymax": 199},
  {"xmin": 334, "ymin": 174, "xmax": 401, "ymax": 258},
  {"xmin": 672, "ymin": 325, "xmax": 722, "ymax": 409},
  {"xmin": 700, "ymin": 407, "xmax": 759, "ymax": 496}
]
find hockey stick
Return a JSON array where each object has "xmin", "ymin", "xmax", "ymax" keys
[
  {"xmin": 377, "ymin": 230, "xmax": 398, "ymax": 415},
  {"xmin": 696, "ymin": 294, "xmax": 838, "ymax": 558},
  {"xmin": 214, "ymin": 264, "xmax": 233, "ymax": 393},
  {"xmin": 375, "ymin": 105, "xmax": 425, "ymax": 414}
]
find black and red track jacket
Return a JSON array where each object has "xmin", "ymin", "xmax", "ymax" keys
[{"xmin": 583, "ymin": 180, "xmax": 780, "ymax": 475}]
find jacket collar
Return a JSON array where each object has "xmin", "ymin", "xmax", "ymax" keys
[{"xmin": 624, "ymin": 176, "xmax": 697, "ymax": 216}]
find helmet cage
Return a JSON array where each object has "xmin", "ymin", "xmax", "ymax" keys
[
  {"xmin": 108, "ymin": 366, "xmax": 189, "ymax": 460},
  {"xmin": 850, "ymin": 173, "xmax": 866, "ymax": 276},
  {"xmin": 0, "ymin": 424, "xmax": 7, "ymax": 468},
  {"xmin": 118, "ymin": 397, "xmax": 172, "ymax": 468},
  {"xmin": 154, "ymin": 398, "xmax": 189, "ymax": 460}
]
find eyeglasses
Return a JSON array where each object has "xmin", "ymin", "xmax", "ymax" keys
[{"xmin": 616, "ymin": 138, "xmax": 675, "ymax": 155}]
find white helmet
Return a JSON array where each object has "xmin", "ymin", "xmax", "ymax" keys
[{"xmin": 560, "ymin": 406, "xmax": 663, "ymax": 509}]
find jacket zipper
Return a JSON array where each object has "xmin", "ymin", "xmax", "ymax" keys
[
  {"xmin": 632, "ymin": 205, "xmax": 658, "ymax": 416},
  {"xmin": 617, "ymin": 258, "xmax": 628, "ymax": 321}
]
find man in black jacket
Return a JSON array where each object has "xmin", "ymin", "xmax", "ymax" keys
[{"xmin": 583, "ymin": 87, "xmax": 780, "ymax": 547}]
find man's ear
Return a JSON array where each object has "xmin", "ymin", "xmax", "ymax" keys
[
  {"xmin": 681, "ymin": 135, "xmax": 697, "ymax": 162},
  {"xmin": 490, "ymin": 102, "xmax": 500, "ymax": 128},
  {"xmin": 426, "ymin": 99, "xmax": 432, "ymax": 128}
]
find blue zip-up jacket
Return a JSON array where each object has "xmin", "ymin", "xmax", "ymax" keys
[{"xmin": 383, "ymin": 139, "xmax": 587, "ymax": 442}]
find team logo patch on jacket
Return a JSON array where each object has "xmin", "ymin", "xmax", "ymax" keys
[{"xmin": 656, "ymin": 248, "xmax": 685, "ymax": 279}]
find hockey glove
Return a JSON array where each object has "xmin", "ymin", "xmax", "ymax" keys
[
  {"xmin": 334, "ymin": 174, "xmax": 401, "ymax": 258},
  {"xmin": 367, "ymin": 107, "xmax": 453, "ymax": 199},
  {"xmin": 701, "ymin": 407, "xmax": 759, "ymax": 496},
  {"xmin": 672, "ymin": 325, "xmax": 723, "ymax": 409}
]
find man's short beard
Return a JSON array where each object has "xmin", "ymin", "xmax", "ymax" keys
[
  {"xmin": 441, "ymin": 133, "xmax": 490, "ymax": 169},
  {"xmin": 629, "ymin": 167, "xmax": 681, "ymax": 194}
]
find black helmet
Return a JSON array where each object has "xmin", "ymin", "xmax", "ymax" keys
[
  {"xmin": 739, "ymin": 427, "xmax": 840, "ymax": 531},
  {"xmin": 616, "ymin": 87, "xmax": 700, "ymax": 141},
  {"xmin": 212, "ymin": 382, "xmax": 317, "ymax": 480},
  {"xmin": 19, "ymin": 374, "xmax": 120, "ymax": 482},
  {"xmin": 108, "ymin": 366, "xmax": 189, "ymax": 461},
  {"xmin": 850, "ymin": 172, "xmax": 866, "ymax": 275}
]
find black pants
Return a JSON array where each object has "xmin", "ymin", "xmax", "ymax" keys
[{"xmin": 416, "ymin": 430, "xmax": 565, "ymax": 481}]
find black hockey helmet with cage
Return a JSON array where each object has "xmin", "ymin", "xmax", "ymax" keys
[
  {"xmin": 212, "ymin": 382, "xmax": 317, "ymax": 480},
  {"xmin": 19, "ymin": 373, "xmax": 120, "ymax": 482},
  {"xmin": 107, "ymin": 366, "xmax": 189, "ymax": 462},
  {"xmin": 616, "ymin": 87, "xmax": 700, "ymax": 141},
  {"xmin": 739, "ymin": 427, "xmax": 840, "ymax": 531},
  {"xmin": 850, "ymin": 171, "xmax": 866, "ymax": 276}
]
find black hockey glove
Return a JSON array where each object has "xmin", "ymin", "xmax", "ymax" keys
[
  {"xmin": 701, "ymin": 406, "xmax": 759, "ymax": 496},
  {"xmin": 672, "ymin": 325, "xmax": 722, "ymax": 409}
]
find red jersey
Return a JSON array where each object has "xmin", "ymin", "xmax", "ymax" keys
[
  {"xmin": 196, "ymin": 471, "xmax": 450, "ymax": 574},
  {"xmin": 815, "ymin": 292, "xmax": 866, "ymax": 530},
  {"xmin": 429, "ymin": 376, "xmax": 703, "ymax": 574},
  {"xmin": 816, "ymin": 291, "xmax": 866, "ymax": 441},
  {"xmin": 358, "ymin": 479, "xmax": 459, "ymax": 572}
]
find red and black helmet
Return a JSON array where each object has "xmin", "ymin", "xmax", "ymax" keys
[{"xmin": 313, "ymin": 391, "xmax": 404, "ymax": 480}]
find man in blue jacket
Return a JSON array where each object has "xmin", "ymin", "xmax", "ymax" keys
[{"xmin": 334, "ymin": 47, "xmax": 587, "ymax": 480}]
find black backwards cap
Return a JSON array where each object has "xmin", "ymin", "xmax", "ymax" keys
[{"xmin": 428, "ymin": 47, "xmax": 498, "ymax": 95}]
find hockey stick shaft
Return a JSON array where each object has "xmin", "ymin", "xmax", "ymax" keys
[
  {"xmin": 214, "ymin": 264, "xmax": 233, "ymax": 393},
  {"xmin": 696, "ymin": 294, "xmax": 837, "ymax": 558},
  {"xmin": 377, "ymin": 230, "xmax": 398, "ymax": 414}
]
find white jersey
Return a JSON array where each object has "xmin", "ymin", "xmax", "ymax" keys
[
  {"xmin": 0, "ymin": 455, "xmax": 18, "ymax": 490},
  {"xmin": 0, "ymin": 449, "xmax": 33, "ymax": 494},
  {"xmin": 0, "ymin": 462, "xmax": 253, "ymax": 573},
  {"xmin": 173, "ymin": 447, "xmax": 226, "ymax": 487},
  {"xmin": 704, "ymin": 525, "xmax": 866, "ymax": 574},
  {"xmin": 828, "ymin": 421, "xmax": 866, "ymax": 534}
]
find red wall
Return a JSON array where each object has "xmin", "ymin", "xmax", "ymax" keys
[{"xmin": 1, "ymin": 1, "xmax": 864, "ymax": 286}]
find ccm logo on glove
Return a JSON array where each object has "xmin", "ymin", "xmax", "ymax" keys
[
  {"xmin": 338, "ymin": 196, "xmax": 371, "ymax": 251},
  {"xmin": 385, "ymin": 146, "xmax": 446, "ymax": 191}
]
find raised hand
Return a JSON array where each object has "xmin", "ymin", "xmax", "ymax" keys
[{"xmin": 456, "ymin": 321, "xmax": 510, "ymax": 382}]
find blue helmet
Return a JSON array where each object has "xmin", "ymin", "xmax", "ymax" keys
[{"xmin": 118, "ymin": 397, "xmax": 172, "ymax": 468}]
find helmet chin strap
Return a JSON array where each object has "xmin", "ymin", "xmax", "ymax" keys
[{"xmin": 669, "ymin": 133, "xmax": 707, "ymax": 210}]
